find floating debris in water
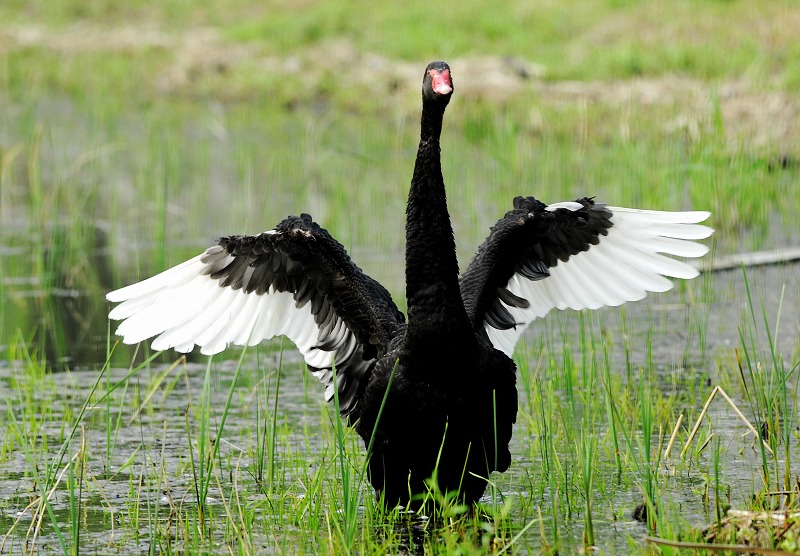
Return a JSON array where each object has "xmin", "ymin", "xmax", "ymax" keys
[{"xmin": 703, "ymin": 509, "xmax": 800, "ymax": 553}]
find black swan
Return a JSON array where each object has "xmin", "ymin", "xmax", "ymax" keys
[{"xmin": 107, "ymin": 61, "xmax": 712, "ymax": 507}]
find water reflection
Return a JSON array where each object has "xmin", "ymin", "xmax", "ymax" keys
[{"xmin": 3, "ymin": 222, "xmax": 117, "ymax": 368}]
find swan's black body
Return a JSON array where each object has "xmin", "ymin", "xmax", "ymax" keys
[
  {"xmin": 356, "ymin": 63, "xmax": 517, "ymax": 505},
  {"xmin": 209, "ymin": 63, "xmax": 518, "ymax": 505},
  {"xmin": 107, "ymin": 61, "xmax": 712, "ymax": 508}
]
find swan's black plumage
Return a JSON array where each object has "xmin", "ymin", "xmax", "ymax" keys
[
  {"xmin": 356, "ymin": 61, "xmax": 517, "ymax": 505},
  {"xmin": 460, "ymin": 196, "xmax": 614, "ymax": 343},
  {"xmin": 206, "ymin": 214, "xmax": 406, "ymax": 416},
  {"xmin": 107, "ymin": 61, "xmax": 712, "ymax": 507}
]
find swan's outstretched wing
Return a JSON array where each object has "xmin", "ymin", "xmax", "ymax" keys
[
  {"xmin": 107, "ymin": 214, "xmax": 405, "ymax": 417},
  {"xmin": 460, "ymin": 197, "xmax": 713, "ymax": 357}
]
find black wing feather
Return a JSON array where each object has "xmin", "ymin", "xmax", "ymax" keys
[
  {"xmin": 108, "ymin": 213, "xmax": 405, "ymax": 420},
  {"xmin": 460, "ymin": 197, "xmax": 612, "ymax": 344}
]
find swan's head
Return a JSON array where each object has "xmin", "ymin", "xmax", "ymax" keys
[{"xmin": 422, "ymin": 61, "xmax": 453, "ymax": 105}]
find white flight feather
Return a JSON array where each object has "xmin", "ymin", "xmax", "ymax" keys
[
  {"xmin": 487, "ymin": 205, "xmax": 712, "ymax": 357},
  {"xmin": 106, "ymin": 254, "xmax": 206, "ymax": 303},
  {"xmin": 107, "ymin": 251, "xmax": 361, "ymax": 394}
]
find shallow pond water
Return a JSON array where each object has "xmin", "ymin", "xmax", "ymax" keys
[
  {"xmin": 1, "ymin": 245, "xmax": 798, "ymax": 553},
  {"xmin": 1, "ymin": 89, "xmax": 799, "ymax": 552}
]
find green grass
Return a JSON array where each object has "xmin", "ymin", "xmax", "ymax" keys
[
  {"xmin": 0, "ymin": 280, "xmax": 798, "ymax": 553},
  {"xmin": 3, "ymin": 0, "xmax": 799, "ymax": 89},
  {"xmin": 1, "ymin": 0, "xmax": 800, "ymax": 553}
]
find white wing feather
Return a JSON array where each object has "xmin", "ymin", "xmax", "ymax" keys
[
  {"xmin": 107, "ymin": 245, "xmax": 368, "ymax": 406},
  {"xmin": 487, "ymin": 206, "xmax": 713, "ymax": 356}
]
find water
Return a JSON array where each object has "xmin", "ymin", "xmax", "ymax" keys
[
  {"xmin": 1, "ymin": 96, "xmax": 799, "ymax": 553},
  {"xmin": 1, "ymin": 237, "xmax": 798, "ymax": 553}
]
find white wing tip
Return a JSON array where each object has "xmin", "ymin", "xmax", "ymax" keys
[
  {"xmin": 106, "ymin": 288, "xmax": 128, "ymax": 303},
  {"xmin": 610, "ymin": 206, "xmax": 712, "ymax": 224},
  {"xmin": 546, "ymin": 201, "xmax": 584, "ymax": 212}
]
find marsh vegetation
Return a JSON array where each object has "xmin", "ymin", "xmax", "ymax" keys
[{"xmin": 1, "ymin": 0, "xmax": 799, "ymax": 553}]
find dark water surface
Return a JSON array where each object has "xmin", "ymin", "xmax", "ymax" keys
[{"xmin": 1, "ymin": 229, "xmax": 798, "ymax": 553}]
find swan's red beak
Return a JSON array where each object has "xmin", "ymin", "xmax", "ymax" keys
[{"xmin": 429, "ymin": 69, "xmax": 452, "ymax": 95}]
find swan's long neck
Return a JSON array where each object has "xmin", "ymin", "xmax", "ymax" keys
[{"xmin": 404, "ymin": 102, "xmax": 473, "ymax": 351}]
